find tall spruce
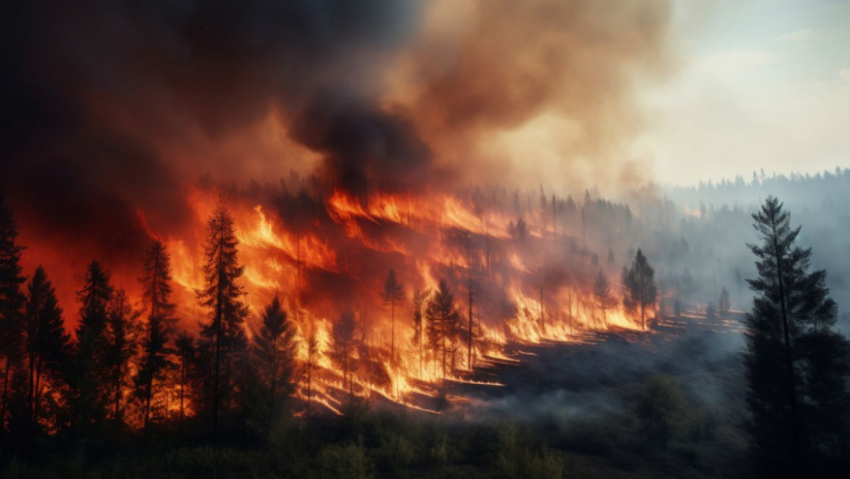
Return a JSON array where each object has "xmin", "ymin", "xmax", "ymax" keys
[
  {"xmin": 425, "ymin": 280, "xmax": 460, "ymax": 379},
  {"xmin": 0, "ymin": 191, "xmax": 26, "ymax": 430},
  {"xmin": 381, "ymin": 269, "xmax": 404, "ymax": 361},
  {"xmin": 135, "ymin": 240, "xmax": 177, "ymax": 434},
  {"xmin": 197, "ymin": 201, "xmax": 248, "ymax": 442},
  {"xmin": 71, "ymin": 259, "xmax": 114, "ymax": 431},
  {"xmin": 744, "ymin": 197, "xmax": 850, "ymax": 477},
  {"xmin": 23, "ymin": 267, "xmax": 70, "ymax": 431},
  {"xmin": 622, "ymin": 249, "xmax": 657, "ymax": 330}
]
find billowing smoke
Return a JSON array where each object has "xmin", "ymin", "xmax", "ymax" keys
[{"xmin": 0, "ymin": 0, "xmax": 673, "ymax": 310}]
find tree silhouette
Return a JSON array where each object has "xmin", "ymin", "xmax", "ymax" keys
[
  {"xmin": 718, "ymin": 287, "xmax": 731, "ymax": 317},
  {"xmin": 197, "ymin": 200, "xmax": 248, "ymax": 442},
  {"xmin": 593, "ymin": 270, "xmax": 616, "ymax": 327},
  {"xmin": 253, "ymin": 296, "xmax": 297, "ymax": 417},
  {"xmin": 70, "ymin": 259, "xmax": 114, "ymax": 433},
  {"xmin": 622, "ymin": 249, "xmax": 657, "ymax": 331},
  {"xmin": 135, "ymin": 240, "xmax": 177, "ymax": 435},
  {"xmin": 0, "ymin": 190, "xmax": 26, "ymax": 430},
  {"xmin": 332, "ymin": 311, "xmax": 357, "ymax": 395},
  {"xmin": 744, "ymin": 197, "xmax": 850, "ymax": 476},
  {"xmin": 425, "ymin": 280, "xmax": 460, "ymax": 379},
  {"xmin": 411, "ymin": 288, "xmax": 429, "ymax": 379},
  {"xmin": 23, "ymin": 267, "xmax": 70, "ymax": 433},
  {"xmin": 104, "ymin": 289, "xmax": 139, "ymax": 424},
  {"xmin": 381, "ymin": 269, "xmax": 404, "ymax": 360}
]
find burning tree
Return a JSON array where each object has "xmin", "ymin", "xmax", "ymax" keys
[
  {"xmin": 593, "ymin": 270, "xmax": 616, "ymax": 327},
  {"xmin": 381, "ymin": 269, "xmax": 404, "ymax": 361},
  {"xmin": 426, "ymin": 280, "xmax": 460, "ymax": 379},
  {"xmin": 135, "ymin": 240, "xmax": 178, "ymax": 434},
  {"xmin": 197, "ymin": 201, "xmax": 249, "ymax": 442},
  {"xmin": 622, "ymin": 249, "xmax": 657, "ymax": 331},
  {"xmin": 332, "ymin": 311, "xmax": 357, "ymax": 395},
  {"xmin": 411, "ymin": 288, "xmax": 429, "ymax": 379}
]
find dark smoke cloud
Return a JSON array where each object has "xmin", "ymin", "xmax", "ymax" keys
[{"xmin": 0, "ymin": 0, "xmax": 429, "ymax": 258}]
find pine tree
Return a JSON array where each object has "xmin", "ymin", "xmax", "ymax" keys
[
  {"xmin": 411, "ymin": 288, "xmax": 428, "ymax": 379},
  {"xmin": 197, "ymin": 200, "xmax": 249, "ymax": 442},
  {"xmin": 332, "ymin": 311, "xmax": 357, "ymax": 395},
  {"xmin": 426, "ymin": 280, "xmax": 460, "ymax": 379},
  {"xmin": 23, "ymin": 267, "xmax": 70, "ymax": 431},
  {"xmin": 252, "ymin": 296, "xmax": 297, "ymax": 415},
  {"xmin": 622, "ymin": 249, "xmax": 657, "ymax": 331},
  {"xmin": 718, "ymin": 287, "xmax": 731, "ymax": 317},
  {"xmin": 104, "ymin": 289, "xmax": 139, "ymax": 425},
  {"xmin": 0, "ymin": 190, "xmax": 26, "ymax": 430},
  {"xmin": 70, "ymin": 259, "xmax": 114, "ymax": 432},
  {"xmin": 593, "ymin": 270, "xmax": 616, "ymax": 327},
  {"xmin": 381, "ymin": 269, "xmax": 404, "ymax": 360},
  {"xmin": 744, "ymin": 196, "xmax": 850, "ymax": 477},
  {"xmin": 135, "ymin": 241, "xmax": 177, "ymax": 434}
]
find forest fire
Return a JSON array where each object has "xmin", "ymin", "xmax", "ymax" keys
[{"xmin": 110, "ymin": 182, "xmax": 648, "ymax": 417}]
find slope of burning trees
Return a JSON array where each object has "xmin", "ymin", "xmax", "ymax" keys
[{"xmin": 0, "ymin": 176, "xmax": 669, "ymax": 438}]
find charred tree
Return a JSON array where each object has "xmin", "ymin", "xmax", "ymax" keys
[
  {"xmin": 411, "ymin": 288, "xmax": 428, "ymax": 379},
  {"xmin": 426, "ymin": 280, "xmax": 460, "ymax": 379},
  {"xmin": 332, "ymin": 311, "xmax": 357, "ymax": 396},
  {"xmin": 593, "ymin": 270, "xmax": 616, "ymax": 327},
  {"xmin": 381, "ymin": 269, "xmax": 404, "ymax": 361},
  {"xmin": 104, "ymin": 289, "xmax": 139, "ymax": 425}
]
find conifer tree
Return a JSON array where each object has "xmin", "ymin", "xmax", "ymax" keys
[
  {"xmin": 23, "ymin": 267, "xmax": 70, "ymax": 430},
  {"xmin": 197, "ymin": 200, "xmax": 248, "ymax": 442},
  {"xmin": 411, "ymin": 288, "xmax": 428, "ymax": 379},
  {"xmin": 0, "ymin": 191, "xmax": 26, "ymax": 429},
  {"xmin": 135, "ymin": 240, "xmax": 177, "ymax": 434},
  {"xmin": 425, "ymin": 280, "xmax": 460, "ymax": 379},
  {"xmin": 332, "ymin": 311, "xmax": 357, "ymax": 395},
  {"xmin": 381, "ymin": 269, "xmax": 404, "ymax": 360},
  {"xmin": 593, "ymin": 270, "xmax": 616, "ymax": 327},
  {"xmin": 70, "ymin": 259, "xmax": 114, "ymax": 432},
  {"xmin": 744, "ymin": 197, "xmax": 850, "ymax": 477},
  {"xmin": 104, "ymin": 289, "xmax": 139, "ymax": 424},
  {"xmin": 622, "ymin": 249, "xmax": 657, "ymax": 331},
  {"xmin": 252, "ymin": 296, "xmax": 297, "ymax": 414},
  {"xmin": 718, "ymin": 287, "xmax": 731, "ymax": 317}
]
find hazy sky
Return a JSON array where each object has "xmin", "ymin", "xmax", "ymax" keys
[{"xmin": 639, "ymin": 0, "xmax": 850, "ymax": 185}]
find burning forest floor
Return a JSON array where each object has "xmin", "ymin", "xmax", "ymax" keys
[{"xmin": 4, "ymin": 309, "xmax": 753, "ymax": 479}]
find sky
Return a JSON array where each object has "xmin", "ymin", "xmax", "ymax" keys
[{"xmin": 639, "ymin": 0, "xmax": 850, "ymax": 186}]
